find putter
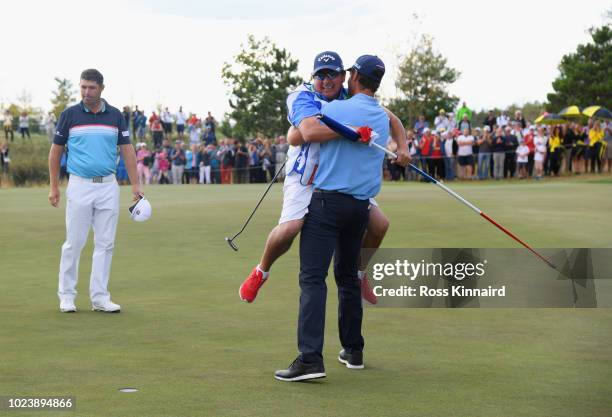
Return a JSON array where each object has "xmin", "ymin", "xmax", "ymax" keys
[
  {"xmin": 225, "ymin": 160, "xmax": 287, "ymax": 251},
  {"xmin": 317, "ymin": 114, "xmax": 557, "ymax": 271}
]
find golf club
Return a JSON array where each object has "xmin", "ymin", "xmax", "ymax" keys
[
  {"xmin": 317, "ymin": 113, "xmax": 557, "ymax": 271},
  {"xmin": 225, "ymin": 160, "xmax": 287, "ymax": 251}
]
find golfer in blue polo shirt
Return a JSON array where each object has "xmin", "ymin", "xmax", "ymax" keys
[
  {"xmin": 275, "ymin": 55, "xmax": 389, "ymax": 381},
  {"xmin": 48, "ymin": 69, "xmax": 142, "ymax": 314}
]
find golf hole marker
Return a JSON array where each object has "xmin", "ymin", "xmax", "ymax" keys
[{"xmin": 119, "ymin": 388, "xmax": 138, "ymax": 393}]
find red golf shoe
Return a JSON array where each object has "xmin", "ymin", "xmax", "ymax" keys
[{"xmin": 239, "ymin": 266, "xmax": 267, "ymax": 303}]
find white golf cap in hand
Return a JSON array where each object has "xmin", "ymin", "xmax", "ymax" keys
[{"xmin": 128, "ymin": 197, "xmax": 152, "ymax": 222}]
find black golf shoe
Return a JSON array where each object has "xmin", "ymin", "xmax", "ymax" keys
[
  {"xmin": 338, "ymin": 349, "xmax": 364, "ymax": 369},
  {"xmin": 274, "ymin": 357, "xmax": 326, "ymax": 382}
]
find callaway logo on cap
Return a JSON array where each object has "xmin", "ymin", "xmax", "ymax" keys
[
  {"xmin": 312, "ymin": 51, "xmax": 344, "ymax": 75},
  {"xmin": 318, "ymin": 54, "xmax": 336, "ymax": 63}
]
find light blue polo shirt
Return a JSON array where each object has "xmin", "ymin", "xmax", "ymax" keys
[
  {"xmin": 53, "ymin": 100, "xmax": 130, "ymax": 178},
  {"xmin": 315, "ymin": 93, "xmax": 389, "ymax": 200}
]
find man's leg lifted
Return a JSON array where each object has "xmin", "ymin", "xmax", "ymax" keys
[
  {"xmin": 239, "ymin": 219, "xmax": 303, "ymax": 303},
  {"xmin": 359, "ymin": 206, "xmax": 390, "ymax": 304}
]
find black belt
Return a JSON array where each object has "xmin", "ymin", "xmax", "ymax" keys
[{"xmin": 313, "ymin": 189, "xmax": 340, "ymax": 194}]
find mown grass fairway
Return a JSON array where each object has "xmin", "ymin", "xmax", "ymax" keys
[{"xmin": 1, "ymin": 178, "xmax": 611, "ymax": 417}]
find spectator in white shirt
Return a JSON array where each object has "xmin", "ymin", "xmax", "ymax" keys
[
  {"xmin": 456, "ymin": 128, "xmax": 475, "ymax": 179},
  {"xmin": 533, "ymin": 127, "xmax": 548, "ymax": 179},
  {"xmin": 161, "ymin": 107, "xmax": 174, "ymax": 139},
  {"xmin": 19, "ymin": 112, "xmax": 31, "ymax": 139},
  {"xmin": 175, "ymin": 106, "xmax": 187, "ymax": 139},
  {"xmin": 497, "ymin": 111, "xmax": 510, "ymax": 128},
  {"xmin": 434, "ymin": 109, "xmax": 450, "ymax": 131},
  {"xmin": 516, "ymin": 140, "xmax": 529, "ymax": 179},
  {"xmin": 190, "ymin": 121, "xmax": 202, "ymax": 147},
  {"xmin": 447, "ymin": 112, "xmax": 456, "ymax": 129},
  {"xmin": 443, "ymin": 131, "xmax": 456, "ymax": 180}
]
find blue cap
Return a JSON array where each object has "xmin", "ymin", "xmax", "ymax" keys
[
  {"xmin": 350, "ymin": 55, "xmax": 385, "ymax": 83},
  {"xmin": 312, "ymin": 51, "xmax": 344, "ymax": 75}
]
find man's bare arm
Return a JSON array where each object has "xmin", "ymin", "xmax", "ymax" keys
[
  {"xmin": 383, "ymin": 107, "xmax": 410, "ymax": 166},
  {"xmin": 119, "ymin": 143, "xmax": 143, "ymax": 201},
  {"xmin": 297, "ymin": 117, "xmax": 339, "ymax": 143},
  {"xmin": 48, "ymin": 144, "xmax": 64, "ymax": 207},
  {"xmin": 287, "ymin": 126, "xmax": 305, "ymax": 146}
]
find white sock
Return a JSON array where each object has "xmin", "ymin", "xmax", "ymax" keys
[
  {"xmin": 257, "ymin": 265, "xmax": 269, "ymax": 279},
  {"xmin": 357, "ymin": 270, "xmax": 365, "ymax": 280}
]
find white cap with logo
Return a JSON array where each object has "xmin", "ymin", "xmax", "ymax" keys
[{"xmin": 128, "ymin": 196, "xmax": 152, "ymax": 222}]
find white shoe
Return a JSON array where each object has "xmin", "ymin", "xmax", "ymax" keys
[
  {"xmin": 60, "ymin": 299, "xmax": 77, "ymax": 313},
  {"xmin": 92, "ymin": 300, "xmax": 121, "ymax": 313}
]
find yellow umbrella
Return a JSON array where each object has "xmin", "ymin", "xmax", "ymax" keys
[
  {"xmin": 534, "ymin": 113, "xmax": 566, "ymax": 125},
  {"xmin": 582, "ymin": 106, "xmax": 612, "ymax": 119},
  {"xmin": 558, "ymin": 105, "xmax": 583, "ymax": 119}
]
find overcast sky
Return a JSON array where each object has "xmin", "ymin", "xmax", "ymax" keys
[{"xmin": 1, "ymin": 0, "xmax": 609, "ymax": 117}]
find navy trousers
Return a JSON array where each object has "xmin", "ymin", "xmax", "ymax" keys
[{"xmin": 298, "ymin": 191, "xmax": 370, "ymax": 364}]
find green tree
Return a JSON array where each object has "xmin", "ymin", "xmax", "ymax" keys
[
  {"xmin": 222, "ymin": 35, "xmax": 301, "ymax": 139},
  {"xmin": 387, "ymin": 34, "xmax": 460, "ymax": 127},
  {"xmin": 508, "ymin": 102, "xmax": 547, "ymax": 123},
  {"xmin": 218, "ymin": 116, "xmax": 235, "ymax": 139},
  {"xmin": 546, "ymin": 24, "xmax": 611, "ymax": 111},
  {"xmin": 50, "ymin": 77, "xmax": 76, "ymax": 118},
  {"xmin": 6, "ymin": 103, "xmax": 21, "ymax": 118}
]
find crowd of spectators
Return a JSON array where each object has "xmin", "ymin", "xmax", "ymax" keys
[
  {"xmin": 1, "ymin": 110, "xmax": 33, "ymax": 141},
  {"xmin": 1, "ymin": 109, "xmax": 56, "ymax": 143},
  {"xmin": 1, "ymin": 102, "xmax": 611, "ymax": 186},
  {"xmin": 119, "ymin": 136, "xmax": 289, "ymax": 186},
  {"xmin": 114, "ymin": 106, "xmax": 290, "ymax": 185},
  {"xmin": 386, "ymin": 104, "xmax": 612, "ymax": 182}
]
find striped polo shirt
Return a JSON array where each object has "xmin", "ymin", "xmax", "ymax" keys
[{"xmin": 53, "ymin": 100, "xmax": 131, "ymax": 178}]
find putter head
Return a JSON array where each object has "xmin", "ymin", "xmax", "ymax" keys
[{"xmin": 225, "ymin": 237, "xmax": 239, "ymax": 252}]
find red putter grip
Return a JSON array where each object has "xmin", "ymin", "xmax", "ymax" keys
[{"xmin": 357, "ymin": 126, "xmax": 373, "ymax": 143}]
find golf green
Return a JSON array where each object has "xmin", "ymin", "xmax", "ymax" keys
[{"xmin": 1, "ymin": 178, "xmax": 611, "ymax": 417}]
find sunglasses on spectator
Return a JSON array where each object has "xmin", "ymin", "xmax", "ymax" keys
[{"xmin": 313, "ymin": 70, "xmax": 342, "ymax": 80}]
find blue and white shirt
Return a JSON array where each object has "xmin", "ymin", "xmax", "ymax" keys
[
  {"xmin": 286, "ymin": 83, "xmax": 347, "ymax": 185},
  {"xmin": 53, "ymin": 100, "xmax": 131, "ymax": 178}
]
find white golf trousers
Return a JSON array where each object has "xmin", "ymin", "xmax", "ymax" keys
[{"xmin": 58, "ymin": 176, "xmax": 120, "ymax": 304}]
